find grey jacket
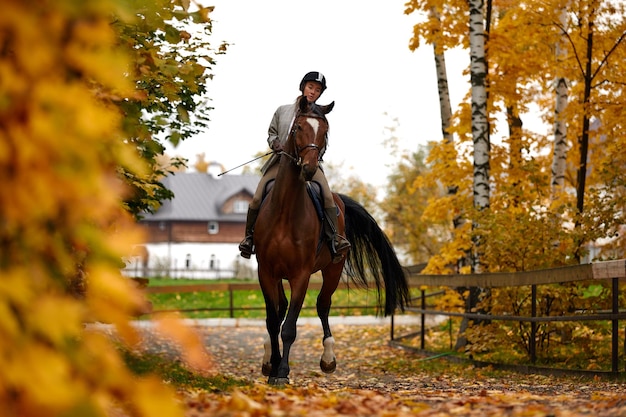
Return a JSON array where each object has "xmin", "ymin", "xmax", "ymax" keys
[{"xmin": 260, "ymin": 102, "xmax": 328, "ymax": 174}]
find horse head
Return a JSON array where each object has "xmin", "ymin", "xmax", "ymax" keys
[{"xmin": 289, "ymin": 96, "xmax": 334, "ymax": 181}]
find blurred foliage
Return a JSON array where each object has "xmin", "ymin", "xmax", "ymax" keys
[
  {"xmin": 0, "ymin": 0, "xmax": 219, "ymax": 415},
  {"xmin": 122, "ymin": 349, "xmax": 249, "ymax": 392}
]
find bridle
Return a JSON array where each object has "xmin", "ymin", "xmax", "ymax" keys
[{"xmin": 281, "ymin": 111, "xmax": 327, "ymax": 167}]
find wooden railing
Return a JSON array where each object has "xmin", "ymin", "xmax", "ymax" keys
[
  {"xmin": 142, "ymin": 281, "xmax": 380, "ymax": 317},
  {"xmin": 392, "ymin": 259, "xmax": 626, "ymax": 375},
  {"xmin": 135, "ymin": 260, "xmax": 625, "ymax": 374}
]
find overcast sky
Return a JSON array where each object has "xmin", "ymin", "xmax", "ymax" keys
[{"xmin": 165, "ymin": 0, "xmax": 470, "ymax": 188}]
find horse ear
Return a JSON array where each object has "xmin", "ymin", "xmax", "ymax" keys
[
  {"xmin": 298, "ymin": 95, "xmax": 309, "ymax": 112},
  {"xmin": 320, "ymin": 101, "xmax": 334, "ymax": 115}
]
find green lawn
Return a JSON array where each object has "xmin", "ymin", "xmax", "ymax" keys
[{"xmin": 143, "ymin": 278, "xmax": 413, "ymax": 319}]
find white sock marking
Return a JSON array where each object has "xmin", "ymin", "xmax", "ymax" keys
[{"xmin": 322, "ymin": 336, "xmax": 336, "ymax": 363}]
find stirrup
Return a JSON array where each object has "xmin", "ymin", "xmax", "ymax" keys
[
  {"xmin": 239, "ymin": 237, "xmax": 254, "ymax": 258},
  {"xmin": 330, "ymin": 236, "xmax": 350, "ymax": 263}
]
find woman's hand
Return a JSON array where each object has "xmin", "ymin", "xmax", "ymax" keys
[{"xmin": 271, "ymin": 139, "xmax": 283, "ymax": 153}]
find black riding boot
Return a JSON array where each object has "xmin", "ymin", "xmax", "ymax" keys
[
  {"xmin": 324, "ymin": 207, "xmax": 351, "ymax": 263},
  {"xmin": 239, "ymin": 208, "xmax": 259, "ymax": 258}
]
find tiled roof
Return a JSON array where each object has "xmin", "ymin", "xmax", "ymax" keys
[{"xmin": 141, "ymin": 172, "xmax": 260, "ymax": 221}]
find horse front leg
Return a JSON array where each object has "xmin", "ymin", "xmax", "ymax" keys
[
  {"xmin": 261, "ymin": 280, "xmax": 288, "ymax": 378},
  {"xmin": 269, "ymin": 275, "xmax": 309, "ymax": 385}
]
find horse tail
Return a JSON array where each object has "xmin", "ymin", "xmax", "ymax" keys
[{"xmin": 339, "ymin": 194, "xmax": 410, "ymax": 316}]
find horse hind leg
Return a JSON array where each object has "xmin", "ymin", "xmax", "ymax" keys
[{"xmin": 318, "ymin": 308, "xmax": 337, "ymax": 373}]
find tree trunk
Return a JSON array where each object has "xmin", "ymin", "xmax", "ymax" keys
[
  {"xmin": 434, "ymin": 48, "xmax": 453, "ymax": 144},
  {"xmin": 507, "ymin": 105, "xmax": 523, "ymax": 206},
  {"xmin": 430, "ymin": 8, "xmax": 463, "ymax": 223},
  {"xmin": 469, "ymin": 0, "xmax": 490, "ymax": 270},
  {"xmin": 551, "ymin": 77, "xmax": 569, "ymax": 191},
  {"xmin": 455, "ymin": 0, "xmax": 491, "ymax": 351},
  {"xmin": 574, "ymin": 1, "xmax": 595, "ymax": 261},
  {"xmin": 551, "ymin": 6, "xmax": 570, "ymax": 194}
]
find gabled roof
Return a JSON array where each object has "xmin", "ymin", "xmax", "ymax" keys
[{"xmin": 141, "ymin": 172, "xmax": 259, "ymax": 222}]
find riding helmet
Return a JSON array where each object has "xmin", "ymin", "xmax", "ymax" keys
[{"xmin": 299, "ymin": 71, "xmax": 327, "ymax": 93}]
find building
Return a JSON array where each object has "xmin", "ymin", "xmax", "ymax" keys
[{"xmin": 128, "ymin": 171, "xmax": 260, "ymax": 279}]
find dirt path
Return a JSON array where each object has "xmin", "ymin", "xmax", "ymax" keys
[{"xmin": 137, "ymin": 321, "xmax": 626, "ymax": 416}]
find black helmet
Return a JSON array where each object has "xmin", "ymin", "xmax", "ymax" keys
[{"xmin": 299, "ymin": 71, "xmax": 327, "ymax": 93}]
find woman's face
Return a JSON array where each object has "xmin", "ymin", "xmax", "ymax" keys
[{"xmin": 303, "ymin": 81, "xmax": 323, "ymax": 103}]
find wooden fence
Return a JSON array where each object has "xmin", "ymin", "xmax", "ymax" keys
[
  {"xmin": 392, "ymin": 259, "xmax": 626, "ymax": 375},
  {"xmin": 142, "ymin": 280, "xmax": 381, "ymax": 317},
  {"xmin": 136, "ymin": 259, "xmax": 625, "ymax": 374}
]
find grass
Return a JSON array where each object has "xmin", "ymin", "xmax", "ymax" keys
[
  {"xmin": 394, "ymin": 316, "xmax": 626, "ymax": 374},
  {"xmin": 140, "ymin": 278, "xmax": 625, "ymax": 374},
  {"xmin": 121, "ymin": 349, "xmax": 249, "ymax": 392},
  {"xmin": 143, "ymin": 277, "xmax": 420, "ymax": 319}
]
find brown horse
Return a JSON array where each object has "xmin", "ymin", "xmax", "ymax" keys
[{"xmin": 253, "ymin": 96, "xmax": 410, "ymax": 385}]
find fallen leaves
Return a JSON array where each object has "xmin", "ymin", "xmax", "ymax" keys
[{"xmin": 131, "ymin": 322, "xmax": 626, "ymax": 417}]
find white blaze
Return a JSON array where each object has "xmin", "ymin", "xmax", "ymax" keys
[{"xmin": 306, "ymin": 118, "xmax": 320, "ymax": 137}]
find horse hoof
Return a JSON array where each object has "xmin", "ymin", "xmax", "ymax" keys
[
  {"xmin": 262, "ymin": 362, "xmax": 272, "ymax": 377},
  {"xmin": 268, "ymin": 376, "xmax": 289, "ymax": 386},
  {"xmin": 320, "ymin": 358, "xmax": 337, "ymax": 374}
]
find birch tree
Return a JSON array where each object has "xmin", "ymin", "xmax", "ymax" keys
[
  {"xmin": 551, "ymin": 5, "xmax": 570, "ymax": 194},
  {"xmin": 398, "ymin": 0, "xmax": 626, "ymax": 357},
  {"xmin": 405, "ymin": 0, "xmax": 472, "ymax": 272},
  {"xmin": 468, "ymin": 0, "xmax": 490, "ymax": 273}
]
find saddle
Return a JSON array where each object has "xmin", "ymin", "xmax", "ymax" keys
[{"xmin": 262, "ymin": 179, "xmax": 324, "ymax": 222}]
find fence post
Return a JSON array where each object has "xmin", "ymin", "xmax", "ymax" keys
[
  {"xmin": 229, "ymin": 286, "xmax": 234, "ymax": 318},
  {"xmin": 612, "ymin": 277, "xmax": 619, "ymax": 373},
  {"xmin": 530, "ymin": 284, "xmax": 537, "ymax": 364},
  {"xmin": 421, "ymin": 289, "xmax": 426, "ymax": 350}
]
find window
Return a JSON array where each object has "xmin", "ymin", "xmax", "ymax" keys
[
  {"xmin": 208, "ymin": 221, "xmax": 219, "ymax": 235},
  {"xmin": 233, "ymin": 199, "xmax": 248, "ymax": 214}
]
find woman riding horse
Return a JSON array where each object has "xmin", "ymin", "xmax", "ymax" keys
[
  {"xmin": 238, "ymin": 71, "xmax": 351, "ymax": 263},
  {"xmin": 251, "ymin": 89, "xmax": 410, "ymax": 385}
]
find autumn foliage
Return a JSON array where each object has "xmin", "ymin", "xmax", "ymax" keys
[
  {"xmin": 398, "ymin": 0, "xmax": 626, "ymax": 270},
  {"xmin": 0, "ymin": 0, "xmax": 216, "ymax": 416},
  {"xmin": 389, "ymin": 0, "xmax": 626, "ymax": 359}
]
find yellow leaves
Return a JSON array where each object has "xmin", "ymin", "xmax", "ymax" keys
[
  {"xmin": 0, "ymin": 272, "xmax": 37, "ymax": 343},
  {"xmin": 177, "ymin": 104, "xmax": 190, "ymax": 123},
  {"xmin": 0, "ymin": 0, "xmax": 194, "ymax": 415},
  {"xmin": 153, "ymin": 313, "xmax": 217, "ymax": 374},
  {"xmin": 227, "ymin": 390, "xmax": 265, "ymax": 414},
  {"xmin": 131, "ymin": 375, "xmax": 185, "ymax": 417},
  {"xmin": 4, "ymin": 343, "xmax": 86, "ymax": 415},
  {"xmin": 27, "ymin": 295, "xmax": 84, "ymax": 346},
  {"xmin": 196, "ymin": 5, "xmax": 214, "ymax": 23},
  {"xmin": 0, "ymin": 5, "xmax": 58, "ymax": 81},
  {"xmin": 64, "ymin": 17, "xmax": 135, "ymax": 97}
]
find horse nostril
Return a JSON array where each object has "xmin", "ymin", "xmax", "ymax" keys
[{"xmin": 302, "ymin": 164, "xmax": 317, "ymax": 181}]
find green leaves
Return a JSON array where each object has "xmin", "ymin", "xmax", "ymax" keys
[{"xmin": 109, "ymin": 0, "xmax": 227, "ymax": 218}]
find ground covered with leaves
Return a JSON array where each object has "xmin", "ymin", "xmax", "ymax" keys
[{"xmin": 133, "ymin": 321, "xmax": 625, "ymax": 416}]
